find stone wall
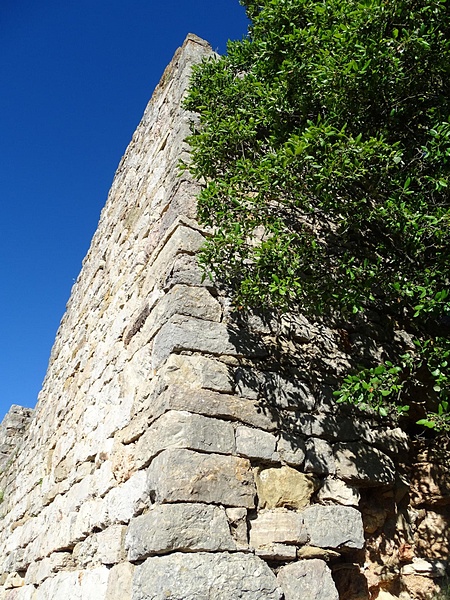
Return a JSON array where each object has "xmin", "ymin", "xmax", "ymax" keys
[{"xmin": 0, "ymin": 34, "xmax": 448, "ymax": 600}]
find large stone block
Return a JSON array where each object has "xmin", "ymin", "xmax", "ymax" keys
[
  {"xmin": 132, "ymin": 552, "xmax": 283, "ymax": 600},
  {"xmin": 334, "ymin": 441, "xmax": 395, "ymax": 486},
  {"xmin": 249, "ymin": 510, "xmax": 307, "ymax": 549},
  {"xmin": 277, "ymin": 559, "xmax": 339, "ymax": 600},
  {"xmin": 235, "ymin": 426, "xmax": 278, "ymax": 461},
  {"xmin": 147, "ymin": 448, "xmax": 256, "ymax": 508},
  {"xmin": 134, "ymin": 410, "xmax": 235, "ymax": 468},
  {"xmin": 105, "ymin": 562, "xmax": 135, "ymax": 600},
  {"xmin": 159, "ymin": 354, "xmax": 233, "ymax": 393},
  {"xmin": 301, "ymin": 505, "xmax": 364, "ymax": 550},
  {"xmin": 126, "ymin": 503, "xmax": 235, "ymax": 560},
  {"xmin": 146, "ymin": 385, "xmax": 278, "ymax": 431},
  {"xmin": 152, "ymin": 315, "xmax": 267, "ymax": 369},
  {"xmin": 254, "ymin": 466, "xmax": 318, "ymax": 510}
]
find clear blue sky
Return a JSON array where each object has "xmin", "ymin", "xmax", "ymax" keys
[{"xmin": 0, "ymin": 0, "xmax": 248, "ymax": 422}]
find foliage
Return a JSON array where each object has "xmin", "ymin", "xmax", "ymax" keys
[{"xmin": 184, "ymin": 0, "xmax": 450, "ymax": 433}]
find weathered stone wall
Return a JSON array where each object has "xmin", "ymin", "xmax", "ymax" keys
[{"xmin": 0, "ymin": 34, "xmax": 448, "ymax": 600}]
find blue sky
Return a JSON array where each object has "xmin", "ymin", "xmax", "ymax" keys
[{"xmin": 0, "ymin": 0, "xmax": 248, "ymax": 422}]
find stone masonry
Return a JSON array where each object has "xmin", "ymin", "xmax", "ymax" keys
[{"xmin": 0, "ymin": 35, "xmax": 448, "ymax": 600}]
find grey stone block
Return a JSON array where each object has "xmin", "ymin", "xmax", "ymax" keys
[
  {"xmin": 277, "ymin": 559, "xmax": 339, "ymax": 600},
  {"xmin": 235, "ymin": 426, "xmax": 278, "ymax": 461},
  {"xmin": 147, "ymin": 448, "xmax": 256, "ymax": 508},
  {"xmin": 305, "ymin": 438, "xmax": 336, "ymax": 475},
  {"xmin": 132, "ymin": 552, "xmax": 283, "ymax": 600},
  {"xmin": 126, "ymin": 503, "xmax": 235, "ymax": 560},
  {"xmin": 334, "ymin": 441, "xmax": 395, "ymax": 486},
  {"xmin": 152, "ymin": 315, "xmax": 267, "ymax": 369},
  {"xmin": 135, "ymin": 410, "xmax": 235, "ymax": 468},
  {"xmin": 301, "ymin": 504, "xmax": 364, "ymax": 550}
]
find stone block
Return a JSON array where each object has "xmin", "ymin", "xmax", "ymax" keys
[
  {"xmin": 305, "ymin": 438, "xmax": 336, "ymax": 475},
  {"xmin": 235, "ymin": 426, "xmax": 278, "ymax": 461},
  {"xmin": 160, "ymin": 354, "xmax": 233, "ymax": 393},
  {"xmin": 146, "ymin": 448, "xmax": 256, "ymax": 508},
  {"xmin": 106, "ymin": 562, "xmax": 135, "ymax": 600},
  {"xmin": 132, "ymin": 552, "xmax": 283, "ymax": 600},
  {"xmin": 301, "ymin": 505, "xmax": 364, "ymax": 550},
  {"xmin": 255, "ymin": 543, "xmax": 297, "ymax": 561},
  {"xmin": 254, "ymin": 466, "xmax": 318, "ymax": 510},
  {"xmin": 134, "ymin": 410, "xmax": 235, "ymax": 469},
  {"xmin": 147, "ymin": 385, "xmax": 278, "ymax": 431},
  {"xmin": 126, "ymin": 503, "xmax": 235, "ymax": 560},
  {"xmin": 152, "ymin": 315, "xmax": 267, "ymax": 369},
  {"xmin": 96, "ymin": 525, "xmax": 127, "ymax": 564},
  {"xmin": 249, "ymin": 510, "xmax": 307, "ymax": 549},
  {"xmin": 317, "ymin": 477, "xmax": 360, "ymax": 506},
  {"xmin": 277, "ymin": 559, "xmax": 339, "ymax": 600},
  {"xmin": 225, "ymin": 508, "xmax": 248, "ymax": 549},
  {"xmin": 334, "ymin": 442, "xmax": 395, "ymax": 486},
  {"xmin": 277, "ymin": 435, "xmax": 306, "ymax": 467},
  {"xmin": 105, "ymin": 470, "xmax": 149, "ymax": 524}
]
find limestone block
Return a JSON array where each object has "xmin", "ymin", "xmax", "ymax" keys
[
  {"xmin": 93, "ymin": 460, "xmax": 116, "ymax": 497},
  {"xmin": 149, "ymin": 284, "xmax": 222, "ymax": 327},
  {"xmin": 152, "ymin": 315, "xmax": 267, "ymax": 370},
  {"xmin": 225, "ymin": 508, "xmax": 248, "ymax": 549},
  {"xmin": 159, "ymin": 354, "xmax": 233, "ymax": 393},
  {"xmin": 105, "ymin": 470, "xmax": 149, "ymax": 524},
  {"xmin": 134, "ymin": 410, "xmax": 235, "ymax": 469},
  {"xmin": 401, "ymin": 557, "xmax": 446, "ymax": 577},
  {"xmin": 163, "ymin": 253, "xmax": 209, "ymax": 289},
  {"xmin": 334, "ymin": 442, "xmax": 395, "ymax": 486},
  {"xmin": 296, "ymin": 413, "xmax": 359, "ymax": 440},
  {"xmin": 3, "ymin": 572, "xmax": 24, "ymax": 589},
  {"xmin": 305, "ymin": 438, "xmax": 336, "ymax": 475},
  {"xmin": 106, "ymin": 562, "xmax": 135, "ymax": 600},
  {"xmin": 96, "ymin": 525, "xmax": 127, "ymax": 564},
  {"xmin": 72, "ymin": 498, "xmax": 108, "ymax": 541},
  {"xmin": 2, "ymin": 585, "xmax": 35, "ymax": 599},
  {"xmin": 249, "ymin": 510, "xmax": 307, "ymax": 550},
  {"xmin": 126, "ymin": 503, "xmax": 235, "ymax": 560},
  {"xmin": 255, "ymin": 543, "xmax": 297, "ymax": 561},
  {"xmin": 235, "ymin": 369, "xmax": 316, "ymax": 411},
  {"xmin": 24, "ymin": 552, "xmax": 72, "ymax": 585},
  {"xmin": 146, "ymin": 448, "xmax": 256, "ymax": 508},
  {"xmin": 146, "ymin": 225, "xmax": 206, "ymax": 289},
  {"xmin": 277, "ymin": 435, "xmax": 306, "ymax": 467},
  {"xmin": 235, "ymin": 426, "xmax": 278, "ymax": 461},
  {"xmin": 296, "ymin": 546, "xmax": 340, "ymax": 560},
  {"xmin": 78, "ymin": 566, "xmax": 110, "ymax": 599},
  {"xmin": 147, "ymin": 385, "xmax": 278, "ymax": 431},
  {"xmin": 132, "ymin": 552, "xmax": 283, "ymax": 600},
  {"xmin": 317, "ymin": 477, "xmax": 361, "ymax": 506},
  {"xmin": 301, "ymin": 505, "xmax": 364, "ymax": 550},
  {"xmin": 254, "ymin": 466, "xmax": 318, "ymax": 510},
  {"xmin": 277, "ymin": 559, "xmax": 339, "ymax": 600}
]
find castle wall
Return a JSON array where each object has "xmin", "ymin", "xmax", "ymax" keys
[{"xmin": 0, "ymin": 34, "xmax": 447, "ymax": 600}]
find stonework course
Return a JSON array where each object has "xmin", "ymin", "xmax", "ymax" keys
[{"xmin": 0, "ymin": 33, "xmax": 448, "ymax": 600}]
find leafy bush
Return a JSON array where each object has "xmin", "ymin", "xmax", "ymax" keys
[{"xmin": 184, "ymin": 0, "xmax": 450, "ymax": 433}]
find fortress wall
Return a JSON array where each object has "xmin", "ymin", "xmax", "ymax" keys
[{"xmin": 0, "ymin": 35, "xmax": 447, "ymax": 600}]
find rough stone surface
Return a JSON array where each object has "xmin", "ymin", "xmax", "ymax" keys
[
  {"xmin": 249, "ymin": 510, "xmax": 307, "ymax": 549},
  {"xmin": 132, "ymin": 552, "xmax": 283, "ymax": 600},
  {"xmin": 317, "ymin": 477, "xmax": 361, "ymax": 506},
  {"xmin": 301, "ymin": 505, "xmax": 365, "ymax": 550},
  {"xmin": 126, "ymin": 503, "xmax": 235, "ymax": 559},
  {"xmin": 134, "ymin": 410, "xmax": 235, "ymax": 468},
  {"xmin": 235, "ymin": 426, "xmax": 278, "ymax": 461},
  {"xmin": 277, "ymin": 559, "xmax": 339, "ymax": 600},
  {"xmin": 254, "ymin": 466, "xmax": 318, "ymax": 510},
  {"xmin": 147, "ymin": 448, "xmax": 256, "ymax": 508},
  {"xmin": 334, "ymin": 442, "xmax": 395, "ymax": 486}
]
